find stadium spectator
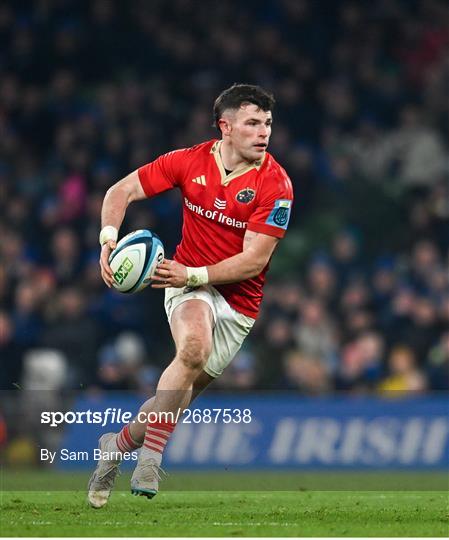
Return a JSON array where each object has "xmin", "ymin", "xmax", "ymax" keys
[
  {"xmin": 305, "ymin": 255, "xmax": 338, "ymax": 306},
  {"xmin": 40, "ymin": 287, "xmax": 99, "ymax": 386},
  {"xmin": 253, "ymin": 317, "xmax": 296, "ymax": 389},
  {"xmin": 388, "ymin": 105, "xmax": 446, "ymax": 189},
  {"xmin": 293, "ymin": 298, "xmax": 338, "ymax": 371},
  {"xmin": 331, "ymin": 228, "xmax": 363, "ymax": 287},
  {"xmin": 379, "ymin": 345, "xmax": 427, "ymax": 394},
  {"xmin": 427, "ymin": 331, "xmax": 449, "ymax": 391},
  {"xmin": 336, "ymin": 332, "xmax": 384, "ymax": 392},
  {"xmin": 282, "ymin": 350, "xmax": 331, "ymax": 394}
]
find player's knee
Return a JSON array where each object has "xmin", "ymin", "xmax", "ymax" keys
[{"xmin": 177, "ymin": 334, "xmax": 211, "ymax": 372}]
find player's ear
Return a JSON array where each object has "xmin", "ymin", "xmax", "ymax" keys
[{"xmin": 218, "ymin": 118, "xmax": 231, "ymax": 136}]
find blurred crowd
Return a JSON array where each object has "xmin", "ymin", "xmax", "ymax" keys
[{"xmin": 1, "ymin": 0, "xmax": 448, "ymax": 398}]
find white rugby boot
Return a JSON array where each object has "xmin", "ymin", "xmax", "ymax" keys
[
  {"xmin": 130, "ymin": 456, "xmax": 166, "ymax": 499},
  {"xmin": 87, "ymin": 433, "xmax": 121, "ymax": 508}
]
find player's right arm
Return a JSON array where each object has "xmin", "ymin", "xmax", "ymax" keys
[
  {"xmin": 99, "ymin": 170, "xmax": 148, "ymax": 287},
  {"xmin": 99, "ymin": 149, "xmax": 185, "ymax": 287}
]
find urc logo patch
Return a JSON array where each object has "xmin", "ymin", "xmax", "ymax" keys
[
  {"xmin": 266, "ymin": 199, "xmax": 292, "ymax": 230},
  {"xmin": 273, "ymin": 207, "xmax": 289, "ymax": 226}
]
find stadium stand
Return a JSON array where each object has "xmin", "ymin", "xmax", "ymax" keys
[{"xmin": 0, "ymin": 0, "xmax": 448, "ymax": 398}]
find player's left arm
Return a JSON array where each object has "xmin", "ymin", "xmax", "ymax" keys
[
  {"xmin": 152, "ymin": 229, "xmax": 278, "ymax": 288},
  {"xmin": 209, "ymin": 230, "xmax": 279, "ymax": 283}
]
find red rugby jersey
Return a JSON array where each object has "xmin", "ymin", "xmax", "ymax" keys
[{"xmin": 138, "ymin": 139, "xmax": 293, "ymax": 318}]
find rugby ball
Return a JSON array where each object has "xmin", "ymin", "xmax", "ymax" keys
[{"xmin": 108, "ymin": 230, "xmax": 164, "ymax": 293}]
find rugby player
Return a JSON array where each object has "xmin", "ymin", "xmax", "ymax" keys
[{"xmin": 88, "ymin": 84, "xmax": 293, "ymax": 508}]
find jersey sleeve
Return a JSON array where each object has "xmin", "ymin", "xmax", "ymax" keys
[
  {"xmin": 137, "ymin": 149, "xmax": 187, "ymax": 198},
  {"xmin": 247, "ymin": 170, "xmax": 294, "ymax": 238}
]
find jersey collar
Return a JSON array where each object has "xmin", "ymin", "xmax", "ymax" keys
[{"xmin": 210, "ymin": 140, "xmax": 265, "ymax": 186}]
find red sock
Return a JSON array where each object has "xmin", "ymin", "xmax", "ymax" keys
[
  {"xmin": 143, "ymin": 420, "xmax": 176, "ymax": 455},
  {"xmin": 116, "ymin": 424, "xmax": 140, "ymax": 453}
]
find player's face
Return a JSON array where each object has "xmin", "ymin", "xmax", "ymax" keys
[{"xmin": 226, "ymin": 104, "xmax": 272, "ymax": 162}]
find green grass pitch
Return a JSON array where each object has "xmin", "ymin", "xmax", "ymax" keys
[{"xmin": 1, "ymin": 471, "xmax": 448, "ymax": 537}]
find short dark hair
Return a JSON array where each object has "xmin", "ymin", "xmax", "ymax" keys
[{"xmin": 213, "ymin": 83, "xmax": 275, "ymax": 131}]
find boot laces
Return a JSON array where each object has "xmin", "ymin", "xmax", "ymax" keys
[
  {"xmin": 97, "ymin": 464, "xmax": 121, "ymax": 488},
  {"xmin": 139, "ymin": 459, "xmax": 167, "ymax": 483}
]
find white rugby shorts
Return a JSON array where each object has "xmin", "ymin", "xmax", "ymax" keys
[{"xmin": 164, "ymin": 285, "xmax": 255, "ymax": 378}]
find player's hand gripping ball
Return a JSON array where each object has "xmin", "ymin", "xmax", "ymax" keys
[{"xmin": 108, "ymin": 230, "xmax": 164, "ymax": 293}]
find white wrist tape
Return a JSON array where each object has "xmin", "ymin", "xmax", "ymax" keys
[
  {"xmin": 186, "ymin": 266, "xmax": 209, "ymax": 287},
  {"xmin": 99, "ymin": 226, "xmax": 118, "ymax": 246}
]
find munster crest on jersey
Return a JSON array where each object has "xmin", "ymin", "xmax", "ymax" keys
[{"xmin": 236, "ymin": 188, "xmax": 255, "ymax": 203}]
